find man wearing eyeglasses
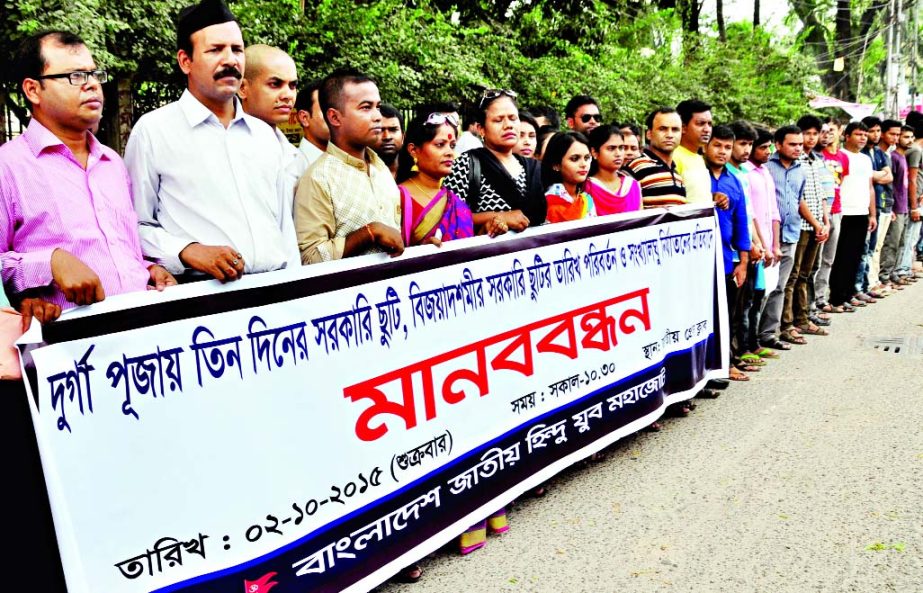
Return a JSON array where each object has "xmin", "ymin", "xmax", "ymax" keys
[
  {"xmin": 564, "ymin": 95, "xmax": 602, "ymax": 136},
  {"xmin": 125, "ymin": 0, "xmax": 299, "ymax": 283},
  {"xmin": 0, "ymin": 31, "xmax": 179, "ymax": 592},
  {"xmin": 1, "ymin": 31, "xmax": 176, "ymax": 313}
]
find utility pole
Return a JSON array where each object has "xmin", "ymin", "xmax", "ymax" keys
[
  {"xmin": 895, "ymin": 0, "xmax": 905, "ymax": 115},
  {"xmin": 886, "ymin": 0, "xmax": 894, "ymax": 114},
  {"xmin": 913, "ymin": 0, "xmax": 919, "ymax": 115}
]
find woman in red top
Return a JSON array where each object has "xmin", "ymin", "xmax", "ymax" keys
[{"xmin": 396, "ymin": 114, "xmax": 475, "ymax": 246}]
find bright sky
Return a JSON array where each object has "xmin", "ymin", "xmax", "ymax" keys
[{"xmin": 700, "ymin": 0, "xmax": 790, "ymax": 33}]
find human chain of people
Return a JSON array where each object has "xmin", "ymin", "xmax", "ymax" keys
[{"xmin": 4, "ymin": 0, "xmax": 921, "ymax": 590}]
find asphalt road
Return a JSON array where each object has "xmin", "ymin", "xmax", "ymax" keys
[{"xmin": 378, "ymin": 278, "xmax": 923, "ymax": 593}]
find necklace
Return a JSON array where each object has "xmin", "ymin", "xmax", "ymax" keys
[{"xmin": 409, "ymin": 176, "xmax": 442, "ymax": 202}]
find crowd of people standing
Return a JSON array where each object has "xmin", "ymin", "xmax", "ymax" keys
[{"xmin": 2, "ymin": 0, "xmax": 922, "ymax": 588}]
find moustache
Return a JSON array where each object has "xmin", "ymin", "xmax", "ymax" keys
[{"xmin": 214, "ymin": 67, "xmax": 242, "ymax": 81}]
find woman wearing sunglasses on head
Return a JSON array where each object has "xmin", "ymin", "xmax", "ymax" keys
[
  {"xmin": 443, "ymin": 89, "xmax": 547, "ymax": 237},
  {"xmin": 396, "ymin": 114, "xmax": 475, "ymax": 246}
]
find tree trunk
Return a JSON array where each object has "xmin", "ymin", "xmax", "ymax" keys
[
  {"xmin": 753, "ymin": 0, "xmax": 760, "ymax": 28},
  {"xmin": 717, "ymin": 0, "xmax": 727, "ymax": 41},
  {"xmin": 834, "ymin": 0, "xmax": 854, "ymax": 100},
  {"xmin": 117, "ymin": 77, "xmax": 134, "ymax": 155},
  {"xmin": 0, "ymin": 90, "xmax": 7, "ymax": 146},
  {"xmin": 676, "ymin": 0, "xmax": 701, "ymax": 54}
]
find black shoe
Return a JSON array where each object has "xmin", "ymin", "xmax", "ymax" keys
[
  {"xmin": 698, "ymin": 388, "xmax": 721, "ymax": 399},
  {"xmin": 707, "ymin": 378, "xmax": 730, "ymax": 390}
]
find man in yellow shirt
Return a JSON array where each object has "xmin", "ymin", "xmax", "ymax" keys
[
  {"xmin": 674, "ymin": 99, "xmax": 728, "ymax": 209},
  {"xmin": 674, "ymin": 99, "xmax": 713, "ymax": 203}
]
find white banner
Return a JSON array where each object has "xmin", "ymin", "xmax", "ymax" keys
[{"xmin": 21, "ymin": 206, "xmax": 726, "ymax": 593}]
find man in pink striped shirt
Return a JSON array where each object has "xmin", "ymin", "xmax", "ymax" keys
[
  {"xmin": 742, "ymin": 127, "xmax": 781, "ymax": 356},
  {"xmin": 0, "ymin": 31, "xmax": 175, "ymax": 314}
]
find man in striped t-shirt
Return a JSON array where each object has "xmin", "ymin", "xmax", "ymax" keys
[{"xmin": 626, "ymin": 107, "xmax": 687, "ymax": 208}]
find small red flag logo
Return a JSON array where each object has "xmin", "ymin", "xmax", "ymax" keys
[{"xmin": 244, "ymin": 571, "xmax": 279, "ymax": 593}]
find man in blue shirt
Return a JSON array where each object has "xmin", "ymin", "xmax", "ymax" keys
[
  {"xmin": 705, "ymin": 125, "xmax": 751, "ymax": 380},
  {"xmin": 858, "ymin": 116, "xmax": 894, "ymax": 297},
  {"xmin": 759, "ymin": 125, "xmax": 805, "ymax": 350}
]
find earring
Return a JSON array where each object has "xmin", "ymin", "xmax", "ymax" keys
[{"xmin": 411, "ymin": 157, "xmax": 419, "ymax": 172}]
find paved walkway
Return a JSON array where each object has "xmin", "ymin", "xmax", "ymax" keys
[{"xmin": 379, "ymin": 280, "xmax": 923, "ymax": 593}]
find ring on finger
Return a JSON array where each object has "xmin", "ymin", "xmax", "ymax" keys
[{"xmin": 232, "ymin": 259, "xmax": 239, "ymax": 265}]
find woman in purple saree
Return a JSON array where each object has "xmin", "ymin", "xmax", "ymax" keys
[{"xmin": 396, "ymin": 113, "xmax": 474, "ymax": 246}]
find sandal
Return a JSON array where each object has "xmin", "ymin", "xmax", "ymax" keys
[
  {"xmin": 819, "ymin": 303, "xmax": 834, "ymax": 313},
  {"xmin": 760, "ymin": 337, "xmax": 792, "ymax": 351},
  {"xmin": 752, "ymin": 347, "xmax": 779, "ymax": 359},
  {"xmin": 729, "ymin": 367, "xmax": 750, "ymax": 381},
  {"xmin": 798, "ymin": 323, "xmax": 828, "ymax": 336},
  {"xmin": 779, "ymin": 330, "xmax": 807, "ymax": 345},
  {"xmin": 487, "ymin": 509, "xmax": 509, "ymax": 535},
  {"xmin": 739, "ymin": 353, "xmax": 766, "ymax": 365},
  {"xmin": 460, "ymin": 521, "xmax": 488, "ymax": 555},
  {"xmin": 647, "ymin": 421, "xmax": 663, "ymax": 432},
  {"xmin": 395, "ymin": 564, "xmax": 424, "ymax": 583},
  {"xmin": 670, "ymin": 403, "xmax": 691, "ymax": 417},
  {"xmin": 809, "ymin": 314, "xmax": 831, "ymax": 327},
  {"xmin": 735, "ymin": 362, "xmax": 761, "ymax": 372}
]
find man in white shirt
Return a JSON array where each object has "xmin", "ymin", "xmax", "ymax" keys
[
  {"xmin": 295, "ymin": 80, "xmax": 329, "ymax": 165},
  {"xmin": 239, "ymin": 44, "xmax": 309, "ymax": 211},
  {"xmin": 455, "ymin": 108, "xmax": 483, "ymax": 154},
  {"xmin": 828, "ymin": 121, "xmax": 877, "ymax": 309},
  {"xmin": 125, "ymin": 0, "xmax": 299, "ymax": 282}
]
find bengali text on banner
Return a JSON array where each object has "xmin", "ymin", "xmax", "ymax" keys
[{"xmin": 19, "ymin": 205, "xmax": 727, "ymax": 593}]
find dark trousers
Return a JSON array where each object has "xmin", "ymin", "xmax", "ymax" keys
[
  {"xmin": 725, "ymin": 273, "xmax": 740, "ymax": 360},
  {"xmin": 829, "ymin": 215, "xmax": 869, "ymax": 306},
  {"xmin": 0, "ymin": 380, "xmax": 69, "ymax": 591},
  {"xmin": 729, "ymin": 266, "xmax": 752, "ymax": 359}
]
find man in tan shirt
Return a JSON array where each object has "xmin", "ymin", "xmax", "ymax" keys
[{"xmin": 294, "ymin": 70, "xmax": 403, "ymax": 264}]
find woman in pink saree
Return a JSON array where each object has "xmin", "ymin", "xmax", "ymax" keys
[{"xmin": 396, "ymin": 113, "xmax": 475, "ymax": 246}]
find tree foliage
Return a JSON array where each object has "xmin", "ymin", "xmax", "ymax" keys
[{"xmin": 1, "ymin": 0, "xmax": 819, "ymax": 147}]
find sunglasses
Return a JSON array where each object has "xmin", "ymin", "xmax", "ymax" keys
[
  {"xmin": 479, "ymin": 89, "xmax": 518, "ymax": 107},
  {"xmin": 580, "ymin": 113, "xmax": 603, "ymax": 124},
  {"xmin": 425, "ymin": 112, "xmax": 459, "ymax": 128}
]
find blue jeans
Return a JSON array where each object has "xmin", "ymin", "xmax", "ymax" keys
[
  {"xmin": 855, "ymin": 230, "xmax": 874, "ymax": 293},
  {"xmin": 897, "ymin": 219, "xmax": 922, "ymax": 275}
]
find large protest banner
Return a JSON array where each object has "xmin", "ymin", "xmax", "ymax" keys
[{"xmin": 19, "ymin": 205, "xmax": 727, "ymax": 593}]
